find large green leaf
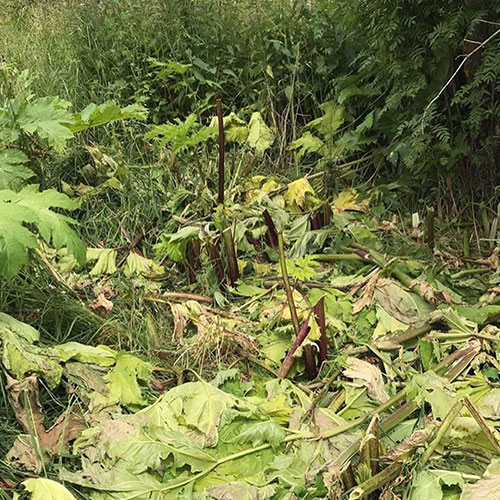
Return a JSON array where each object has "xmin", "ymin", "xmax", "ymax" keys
[
  {"xmin": 69, "ymin": 102, "xmax": 147, "ymax": 133},
  {"xmin": 17, "ymin": 96, "xmax": 74, "ymax": 151},
  {"xmin": 0, "ymin": 185, "xmax": 85, "ymax": 278},
  {"xmin": 0, "ymin": 149, "xmax": 34, "ymax": 190}
]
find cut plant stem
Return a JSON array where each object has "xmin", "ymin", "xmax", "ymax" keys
[
  {"xmin": 222, "ymin": 226, "xmax": 239, "ymax": 285},
  {"xmin": 278, "ymin": 231, "xmax": 301, "ymax": 336},
  {"xmin": 216, "ymin": 98, "xmax": 225, "ymax": 204},
  {"xmin": 348, "ymin": 462, "xmax": 401, "ymax": 500},
  {"xmin": 279, "ymin": 312, "xmax": 312, "ymax": 378},
  {"xmin": 463, "ymin": 397, "xmax": 500, "ymax": 454},
  {"xmin": 360, "ymin": 414, "xmax": 380, "ymax": 476},
  {"xmin": 421, "ymin": 399, "xmax": 464, "ymax": 465},
  {"xmin": 314, "ymin": 297, "xmax": 327, "ymax": 363}
]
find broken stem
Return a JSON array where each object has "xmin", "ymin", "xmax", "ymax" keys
[
  {"xmin": 463, "ymin": 396, "xmax": 500, "ymax": 454},
  {"xmin": 421, "ymin": 398, "xmax": 464, "ymax": 465},
  {"xmin": 278, "ymin": 231, "xmax": 301, "ymax": 336}
]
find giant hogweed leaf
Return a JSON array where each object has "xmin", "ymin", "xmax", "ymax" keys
[
  {"xmin": 406, "ymin": 372, "xmax": 456, "ymax": 420},
  {"xmin": 207, "ymin": 482, "xmax": 277, "ymax": 500},
  {"xmin": 0, "ymin": 149, "xmax": 34, "ymax": 190},
  {"xmin": 288, "ymin": 132, "xmax": 323, "ymax": 161},
  {"xmin": 0, "ymin": 312, "xmax": 39, "ymax": 343},
  {"xmin": 0, "ymin": 313, "xmax": 62, "ymax": 387},
  {"xmin": 124, "ymin": 253, "xmax": 164, "ymax": 278},
  {"xmin": 107, "ymin": 426, "xmax": 216, "ymax": 474},
  {"xmin": 69, "ymin": 102, "xmax": 147, "ymax": 133},
  {"xmin": 145, "ymin": 114, "xmax": 216, "ymax": 153},
  {"xmin": 228, "ymin": 421, "xmax": 285, "ymax": 449},
  {"xmin": 55, "ymin": 342, "xmax": 116, "ymax": 367},
  {"xmin": 1, "ymin": 329, "xmax": 63, "ymax": 388},
  {"xmin": 61, "ymin": 465, "xmax": 167, "ymax": 500},
  {"xmin": 16, "ymin": 96, "xmax": 74, "ymax": 151},
  {"xmin": 0, "ymin": 185, "xmax": 85, "ymax": 278},
  {"xmin": 247, "ymin": 112, "xmax": 274, "ymax": 154},
  {"xmin": 210, "ymin": 112, "xmax": 249, "ymax": 144},
  {"xmin": 284, "ymin": 178, "xmax": 317, "ymax": 209},
  {"xmin": 86, "ymin": 248, "xmax": 118, "ymax": 276},
  {"xmin": 343, "ymin": 357, "xmax": 389, "ymax": 403},
  {"xmin": 141, "ymin": 380, "xmax": 238, "ymax": 447},
  {"xmin": 409, "ymin": 469, "xmax": 464, "ymax": 500},
  {"xmin": 23, "ymin": 478, "xmax": 77, "ymax": 500},
  {"xmin": 104, "ymin": 353, "xmax": 153, "ymax": 410}
]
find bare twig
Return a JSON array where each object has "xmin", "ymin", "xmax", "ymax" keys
[{"xmin": 422, "ymin": 27, "xmax": 500, "ymax": 124}]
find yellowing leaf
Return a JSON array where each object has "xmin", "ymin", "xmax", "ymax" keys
[
  {"xmin": 284, "ymin": 178, "xmax": 316, "ymax": 209},
  {"xmin": 247, "ymin": 112, "xmax": 274, "ymax": 154},
  {"xmin": 332, "ymin": 188, "xmax": 369, "ymax": 213},
  {"xmin": 104, "ymin": 353, "xmax": 153, "ymax": 410},
  {"xmin": 86, "ymin": 248, "xmax": 117, "ymax": 276},
  {"xmin": 23, "ymin": 478, "xmax": 77, "ymax": 500},
  {"xmin": 124, "ymin": 253, "xmax": 164, "ymax": 278}
]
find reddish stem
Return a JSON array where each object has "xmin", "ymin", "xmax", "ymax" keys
[{"xmin": 279, "ymin": 312, "xmax": 312, "ymax": 378}]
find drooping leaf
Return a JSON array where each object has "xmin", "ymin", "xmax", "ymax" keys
[
  {"xmin": 460, "ymin": 459, "xmax": 500, "ymax": 500},
  {"xmin": 343, "ymin": 357, "xmax": 389, "ymax": 403},
  {"xmin": 247, "ymin": 112, "xmax": 274, "ymax": 154},
  {"xmin": 0, "ymin": 185, "xmax": 85, "ymax": 279},
  {"xmin": 123, "ymin": 253, "xmax": 164, "ymax": 278},
  {"xmin": 288, "ymin": 132, "xmax": 324, "ymax": 161},
  {"xmin": 54, "ymin": 342, "xmax": 116, "ymax": 367},
  {"xmin": 86, "ymin": 248, "xmax": 118, "ymax": 276},
  {"xmin": 69, "ymin": 102, "xmax": 147, "ymax": 133},
  {"xmin": 0, "ymin": 149, "xmax": 34, "ymax": 190},
  {"xmin": 0, "ymin": 314, "xmax": 62, "ymax": 388},
  {"xmin": 17, "ymin": 96, "xmax": 74, "ymax": 151},
  {"xmin": 23, "ymin": 478, "xmax": 77, "ymax": 500},
  {"xmin": 284, "ymin": 178, "xmax": 317, "ymax": 209},
  {"xmin": 104, "ymin": 353, "xmax": 153, "ymax": 410},
  {"xmin": 210, "ymin": 112, "xmax": 249, "ymax": 144}
]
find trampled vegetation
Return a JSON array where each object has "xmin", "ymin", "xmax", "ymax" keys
[{"xmin": 1, "ymin": 0, "xmax": 500, "ymax": 498}]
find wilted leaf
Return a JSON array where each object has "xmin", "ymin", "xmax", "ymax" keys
[
  {"xmin": 23, "ymin": 478, "xmax": 77, "ymax": 500},
  {"xmin": 332, "ymin": 189, "xmax": 369, "ymax": 213},
  {"xmin": 86, "ymin": 248, "xmax": 117, "ymax": 276},
  {"xmin": 124, "ymin": 253, "xmax": 164, "ymax": 278},
  {"xmin": 410, "ymin": 469, "xmax": 464, "ymax": 500},
  {"xmin": 343, "ymin": 357, "xmax": 389, "ymax": 403},
  {"xmin": 89, "ymin": 293, "xmax": 114, "ymax": 317},
  {"xmin": 207, "ymin": 482, "xmax": 277, "ymax": 500},
  {"xmin": 460, "ymin": 459, "xmax": 500, "ymax": 500},
  {"xmin": 284, "ymin": 178, "xmax": 316, "ymax": 209},
  {"xmin": 55, "ymin": 342, "xmax": 116, "ymax": 367},
  {"xmin": 104, "ymin": 353, "xmax": 153, "ymax": 410},
  {"xmin": 247, "ymin": 112, "xmax": 274, "ymax": 154}
]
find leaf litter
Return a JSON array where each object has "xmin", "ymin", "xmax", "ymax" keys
[{"xmin": 5, "ymin": 180, "xmax": 500, "ymax": 499}]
